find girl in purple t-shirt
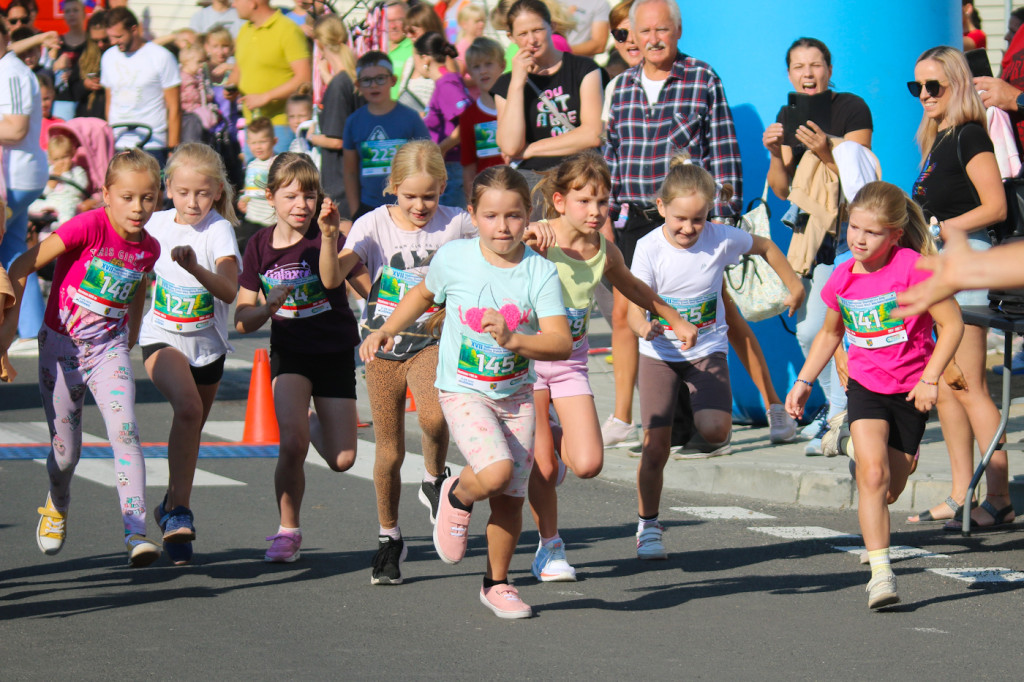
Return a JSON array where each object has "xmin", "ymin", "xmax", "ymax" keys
[
  {"xmin": 235, "ymin": 153, "xmax": 370, "ymax": 564},
  {"xmin": 785, "ymin": 181, "xmax": 964, "ymax": 610},
  {"xmin": 413, "ymin": 32, "xmax": 472, "ymax": 208},
  {"xmin": 0, "ymin": 150, "xmax": 164, "ymax": 567}
]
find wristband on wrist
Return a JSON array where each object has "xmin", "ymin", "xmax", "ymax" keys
[
  {"xmin": 919, "ymin": 378, "xmax": 938, "ymax": 386},
  {"xmin": 796, "ymin": 378, "xmax": 813, "ymax": 387}
]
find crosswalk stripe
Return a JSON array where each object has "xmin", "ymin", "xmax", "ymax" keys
[
  {"xmin": 748, "ymin": 526, "xmax": 858, "ymax": 540},
  {"xmin": 927, "ymin": 567, "xmax": 1024, "ymax": 583},
  {"xmin": 832, "ymin": 545, "xmax": 948, "ymax": 561},
  {"xmin": 32, "ymin": 457, "xmax": 246, "ymax": 488},
  {"xmin": 671, "ymin": 506, "xmax": 775, "ymax": 520},
  {"xmin": 201, "ymin": 421, "xmax": 426, "ymax": 484}
]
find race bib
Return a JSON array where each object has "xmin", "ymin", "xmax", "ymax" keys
[
  {"xmin": 260, "ymin": 273, "xmax": 331, "ymax": 318},
  {"xmin": 456, "ymin": 337, "xmax": 529, "ymax": 392},
  {"xmin": 152, "ymin": 277, "xmax": 215, "ymax": 332},
  {"xmin": 656, "ymin": 292, "xmax": 718, "ymax": 339},
  {"xmin": 359, "ymin": 139, "xmax": 405, "ymax": 177},
  {"xmin": 72, "ymin": 257, "xmax": 144, "ymax": 319},
  {"xmin": 566, "ymin": 306, "xmax": 590, "ymax": 350},
  {"xmin": 376, "ymin": 266, "xmax": 439, "ymax": 322},
  {"xmin": 474, "ymin": 120, "xmax": 500, "ymax": 158},
  {"xmin": 838, "ymin": 293, "xmax": 908, "ymax": 349}
]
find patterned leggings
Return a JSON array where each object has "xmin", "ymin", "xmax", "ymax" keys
[
  {"xmin": 38, "ymin": 325, "xmax": 147, "ymax": 536},
  {"xmin": 365, "ymin": 345, "xmax": 449, "ymax": 529}
]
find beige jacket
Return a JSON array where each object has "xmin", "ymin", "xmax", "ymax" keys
[{"xmin": 786, "ymin": 151, "xmax": 841, "ymax": 277}]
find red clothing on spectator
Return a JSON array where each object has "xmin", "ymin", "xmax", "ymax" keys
[
  {"xmin": 40, "ymin": 116, "xmax": 64, "ymax": 150},
  {"xmin": 965, "ymin": 28, "xmax": 987, "ymax": 50},
  {"xmin": 459, "ymin": 99, "xmax": 501, "ymax": 171},
  {"xmin": 1001, "ymin": 26, "xmax": 1024, "ymax": 152}
]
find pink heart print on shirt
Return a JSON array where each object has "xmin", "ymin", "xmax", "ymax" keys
[{"xmin": 458, "ymin": 303, "xmax": 531, "ymax": 333}]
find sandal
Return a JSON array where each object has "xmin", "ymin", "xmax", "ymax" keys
[
  {"xmin": 943, "ymin": 500, "xmax": 1016, "ymax": 532},
  {"xmin": 908, "ymin": 496, "xmax": 966, "ymax": 524}
]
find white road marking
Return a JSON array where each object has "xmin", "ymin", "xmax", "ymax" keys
[
  {"xmin": 201, "ymin": 420, "xmax": 245, "ymax": 442},
  {"xmin": 32, "ymin": 458, "xmax": 246, "ymax": 488},
  {"xmin": 222, "ymin": 358, "xmax": 254, "ymax": 371},
  {"xmin": 832, "ymin": 545, "xmax": 948, "ymax": 561},
  {"xmin": 927, "ymin": 567, "xmax": 1024, "ymax": 584},
  {"xmin": 671, "ymin": 506, "xmax": 775, "ymax": 520},
  {"xmin": 748, "ymin": 526, "xmax": 858, "ymax": 540}
]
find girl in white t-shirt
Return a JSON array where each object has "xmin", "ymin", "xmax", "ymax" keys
[
  {"xmin": 330, "ymin": 140, "xmax": 477, "ymax": 585},
  {"xmin": 627, "ymin": 156, "xmax": 804, "ymax": 560},
  {"xmin": 138, "ymin": 143, "xmax": 242, "ymax": 566}
]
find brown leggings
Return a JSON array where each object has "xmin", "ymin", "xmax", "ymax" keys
[{"xmin": 365, "ymin": 345, "xmax": 449, "ymax": 529}]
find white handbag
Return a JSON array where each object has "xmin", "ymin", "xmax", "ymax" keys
[{"xmin": 724, "ymin": 182, "xmax": 790, "ymax": 322}]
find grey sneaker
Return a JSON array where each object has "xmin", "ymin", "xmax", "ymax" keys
[
  {"xmin": 601, "ymin": 415, "xmax": 641, "ymax": 448},
  {"xmin": 767, "ymin": 404, "xmax": 797, "ymax": 443},
  {"xmin": 866, "ymin": 572, "xmax": 899, "ymax": 609}
]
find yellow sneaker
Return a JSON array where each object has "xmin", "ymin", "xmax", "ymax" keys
[{"xmin": 36, "ymin": 494, "xmax": 67, "ymax": 555}]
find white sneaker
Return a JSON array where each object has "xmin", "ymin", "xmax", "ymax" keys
[
  {"xmin": 800, "ymin": 405, "xmax": 829, "ymax": 440},
  {"xmin": 866, "ymin": 572, "xmax": 899, "ymax": 609},
  {"xmin": 8, "ymin": 336, "xmax": 38, "ymax": 357},
  {"xmin": 531, "ymin": 538, "xmax": 577, "ymax": 582},
  {"xmin": 601, "ymin": 415, "xmax": 640, "ymax": 448},
  {"xmin": 636, "ymin": 523, "xmax": 667, "ymax": 560},
  {"xmin": 767, "ymin": 404, "xmax": 797, "ymax": 443},
  {"xmin": 820, "ymin": 410, "xmax": 848, "ymax": 457}
]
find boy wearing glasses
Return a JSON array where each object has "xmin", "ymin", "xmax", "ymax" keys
[{"xmin": 343, "ymin": 51, "xmax": 429, "ymax": 220}]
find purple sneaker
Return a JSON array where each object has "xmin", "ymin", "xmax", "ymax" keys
[{"xmin": 265, "ymin": 530, "xmax": 302, "ymax": 563}]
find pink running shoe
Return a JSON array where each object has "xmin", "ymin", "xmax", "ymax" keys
[
  {"xmin": 433, "ymin": 476, "xmax": 471, "ymax": 564},
  {"xmin": 265, "ymin": 530, "xmax": 302, "ymax": 563},
  {"xmin": 479, "ymin": 583, "xmax": 532, "ymax": 619}
]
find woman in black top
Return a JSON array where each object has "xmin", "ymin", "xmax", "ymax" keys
[
  {"xmin": 762, "ymin": 37, "xmax": 874, "ymax": 453},
  {"xmin": 907, "ymin": 45, "xmax": 1012, "ymax": 529},
  {"xmin": 492, "ymin": 0, "xmax": 603, "ymax": 179},
  {"xmin": 763, "ymin": 37, "xmax": 873, "ymax": 201}
]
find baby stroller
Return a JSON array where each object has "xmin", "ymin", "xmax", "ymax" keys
[{"xmin": 28, "ymin": 117, "xmax": 115, "ymax": 283}]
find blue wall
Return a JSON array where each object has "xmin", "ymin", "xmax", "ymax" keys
[{"xmin": 675, "ymin": 1, "xmax": 960, "ymax": 422}]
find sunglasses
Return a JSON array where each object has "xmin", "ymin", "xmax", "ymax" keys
[
  {"xmin": 907, "ymin": 80, "xmax": 946, "ymax": 98},
  {"xmin": 8, "ymin": 17, "xmax": 28, "ymax": 25},
  {"xmin": 611, "ymin": 28, "xmax": 630, "ymax": 43},
  {"xmin": 358, "ymin": 74, "xmax": 391, "ymax": 87}
]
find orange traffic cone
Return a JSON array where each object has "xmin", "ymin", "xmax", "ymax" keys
[
  {"xmin": 242, "ymin": 349, "xmax": 279, "ymax": 444},
  {"xmin": 405, "ymin": 387, "xmax": 417, "ymax": 412}
]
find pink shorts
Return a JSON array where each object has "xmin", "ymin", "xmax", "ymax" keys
[
  {"xmin": 533, "ymin": 345, "xmax": 592, "ymax": 399},
  {"xmin": 438, "ymin": 386, "xmax": 535, "ymax": 498}
]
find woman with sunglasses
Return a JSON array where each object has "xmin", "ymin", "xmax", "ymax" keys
[
  {"xmin": 492, "ymin": 0, "xmax": 603, "ymax": 199},
  {"xmin": 906, "ymin": 46, "xmax": 1014, "ymax": 530},
  {"xmin": 601, "ymin": 0, "xmax": 639, "ymax": 124},
  {"xmin": 762, "ymin": 37, "xmax": 873, "ymax": 455}
]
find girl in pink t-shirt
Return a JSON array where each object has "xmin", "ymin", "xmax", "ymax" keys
[
  {"xmin": 785, "ymin": 181, "xmax": 964, "ymax": 610},
  {"xmin": 0, "ymin": 149, "xmax": 164, "ymax": 568}
]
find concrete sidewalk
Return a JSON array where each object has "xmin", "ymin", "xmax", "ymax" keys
[{"xmin": 578, "ymin": 316, "xmax": 1024, "ymax": 513}]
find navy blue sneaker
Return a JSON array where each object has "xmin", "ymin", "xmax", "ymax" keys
[
  {"xmin": 154, "ymin": 495, "xmax": 196, "ymax": 543},
  {"xmin": 164, "ymin": 540, "xmax": 194, "ymax": 566}
]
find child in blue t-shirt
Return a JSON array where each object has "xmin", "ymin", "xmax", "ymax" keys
[
  {"xmin": 342, "ymin": 51, "xmax": 430, "ymax": 220},
  {"xmin": 360, "ymin": 166, "xmax": 571, "ymax": 620}
]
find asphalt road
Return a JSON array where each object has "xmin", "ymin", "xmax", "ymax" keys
[{"xmin": 2, "ymin": 332, "xmax": 1024, "ymax": 680}]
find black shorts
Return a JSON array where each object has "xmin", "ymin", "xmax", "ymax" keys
[
  {"xmin": 270, "ymin": 347, "xmax": 357, "ymax": 399},
  {"xmin": 846, "ymin": 378, "xmax": 928, "ymax": 454},
  {"xmin": 140, "ymin": 344, "xmax": 226, "ymax": 386},
  {"xmin": 613, "ymin": 205, "xmax": 661, "ymax": 268}
]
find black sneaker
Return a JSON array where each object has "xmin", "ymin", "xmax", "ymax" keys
[
  {"xmin": 417, "ymin": 467, "xmax": 450, "ymax": 525},
  {"xmin": 371, "ymin": 535, "xmax": 408, "ymax": 585}
]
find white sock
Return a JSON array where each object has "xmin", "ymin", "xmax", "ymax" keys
[
  {"xmin": 540, "ymin": 534, "xmax": 560, "ymax": 547},
  {"xmin": 422, "ymin": 471, "xmax": 438, "ymax": 484},
  {"xmin": 379, "ymin": 526, "xmax": 401, "ymax": 540},
  {"xmin": 610, "ymin": 416, "xmax": 630, "ymax": 426},
  {"xmin": 637, "ymin": 516, "xmax": 659, "ymax": 533},
  {"xmin": 278, "ymin": 525, "xmax": 300, "ymax": 535}
]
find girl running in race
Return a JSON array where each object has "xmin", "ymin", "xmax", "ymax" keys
[
  {"xmin": 628, "ymin": 156, "xmax": 804, "ymax": 560},
  {"xmin": 235, "ymin": 152, "xmax": 370, "ymax": 563},
  {"xmin": 360, "ymin": 166, "xmax": 572, "ymax": 619},
  {"xmin": 336, "ymin": 140, "xmax": 477, "ymax": 585},
  {"xmin": 527, "ymin": 149, "xmax": 696, "ymax": 581},
  {"xmin": 138, "ymin": 143, "xmax": 242, "ymax": 566},
  {"xmin": 0, "ymin": 149, "xmax": 164, "ymax": 567},
  {"xmin": 786, "ymin": 181, "xmax": 963, "ymax": 609}
]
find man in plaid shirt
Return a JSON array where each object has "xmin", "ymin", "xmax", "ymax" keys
[{"xmin": 598, "ymin": 0, "xmax": 743, "ymax": 449}]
